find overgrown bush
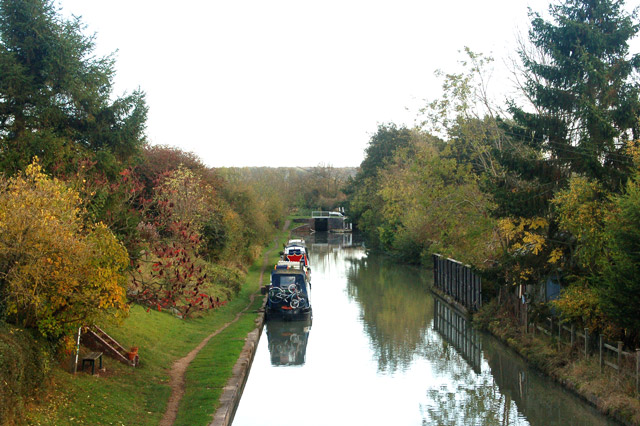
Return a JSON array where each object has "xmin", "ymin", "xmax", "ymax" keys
[
  {"xmin": 0, "ymin": 322, "xmax": 52, "ymax": 425},
  {"xmin": 0, "ymin": 160, "xmax": 129, "ymax": 343},
  {"xmin": 206, "ymin": 264, "xmax": 244, "ymax": 297}
]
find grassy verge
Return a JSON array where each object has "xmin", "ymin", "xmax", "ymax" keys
[
  {"xmin": 174, "ymin": 240, "xmax": 284, "ymax": 425},
  {"xmin": 24, "ymin": 229, "xmax": 289, "ymax": 426},
  {"xmin": 474, "ymin": 300, "xmax": 640, "ymax": 426}
]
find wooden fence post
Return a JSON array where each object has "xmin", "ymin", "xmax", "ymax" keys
[
  {"xmin": 599, "ymin": 334, "xmax": 603, "ymax": 373},
  {"xmin": 617, "ymin": 341, "xmax": 623, "ymax": 370},
  {"xmin": 584, "ymin": 328, "xmax": 589, "ymax": 357},
  {"xmin": 636, "ymin": 348, "xmax": 640, "ymax": 394},
  {"xmin": 465, "ymin": 268, "xmax": 469, "ymax": 309},
  {"xmin": 571, "ymin": 324, "xmax": 575, "ymax": 346},
  {"xmin": 433, "ymin": 255, "xmax": 437, "ymax": 290},
  {"xmin": 447, "ymin": 260, "xmax": 451, "ymax": 295},
  {"xmin": 558, "ymin": 322, "xmax": 562, "ymax": 350}
]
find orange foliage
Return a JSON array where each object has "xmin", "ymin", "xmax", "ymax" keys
[{"xmin": 0, "ymin": 159, "xmax": 129, "ymax": 340}]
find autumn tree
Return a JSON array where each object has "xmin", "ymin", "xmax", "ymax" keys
[
  {"xmin": 0, "ymin": 160, "xmax": 129, "ymax": 341},
  {"xmin": 483, "ymin": 0, "xmax": 640, "ymax": 301},
  {"xmin": 377, "ymin": 137, "xmax": 496, "ymax": 265},
  {"xmin": 421, "ymin": 48, "xmax": 507, "ymax": 180},
  {"xmin": 349, "ymin": 124, "xmax": 416, "ymax": 247},
  {"xmin": 598, "ymin": 174, "xmax": 640, "ymax": 342},
  {"xmin": 129, "ymin": 167, "xmax": 234, "ymax": 316}
]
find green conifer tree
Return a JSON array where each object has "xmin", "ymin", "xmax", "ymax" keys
[
  {"xmin": 497, "ymin": 0, "xmax": 640, "ymax": 218},
  {"xmin": 0, "ymin": 0, "xmax": 147, "ymax": 175}
]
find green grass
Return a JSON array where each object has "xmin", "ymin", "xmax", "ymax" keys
[
  {"xmin": 174, "ymin": 239, "xmax": 284, "ymax": 425},
  {"xmin": 24, "ymin": 229, "xmax": 289, "ymax": 426}
]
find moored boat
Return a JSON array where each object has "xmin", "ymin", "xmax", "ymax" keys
[{"xmin": 266, "ymin": 261, "xmax": 312, "ymax": 320}]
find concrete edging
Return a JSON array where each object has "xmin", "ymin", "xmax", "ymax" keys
[{"xmin": 209, "ymin": 301, "xmax": 266, "ymax": 426}]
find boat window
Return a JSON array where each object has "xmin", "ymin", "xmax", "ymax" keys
[{"xmin": 274, "ymin": 275, "xmax": 297, "ymax": 286}]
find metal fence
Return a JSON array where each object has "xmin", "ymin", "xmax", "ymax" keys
[{"xmin": 432, "ymin": 254, "xmax": 482, "ymax": 312}]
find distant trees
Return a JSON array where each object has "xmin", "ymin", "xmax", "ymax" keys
[{"xmin": 221, "ymin": 165, "xmax": 353, "ymax": 213}]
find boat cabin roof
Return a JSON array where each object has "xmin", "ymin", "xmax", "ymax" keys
[
  {"xmin": 284, "ymin": 245, "xmax": 306, "ymax": 253},
  {"xmin": 274, "ymin": 261, "xmax": 304, "ymax": 270}
]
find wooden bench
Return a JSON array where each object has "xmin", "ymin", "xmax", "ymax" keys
[{"xmin": 81, "ymin": 352, "xmax": 103, "ymax": 375}]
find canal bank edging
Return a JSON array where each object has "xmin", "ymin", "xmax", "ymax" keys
[
  {"xmin": 209, "ymin": 303, "xmax": 266, "ymax": 426},
  {"xmin": 210, "ymin": 220, "xmax": 289, "ymax": 426},
  {"xmin": 483, "ymin": 317, "xmax": 637, "ymax": 426},
  {"xmin": 430, "ymin": 287, "xmax": 473, "ymax": 319}
]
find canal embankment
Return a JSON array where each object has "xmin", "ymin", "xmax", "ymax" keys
[
  {"xmin": 431, "ymin": 253, "xmax": 640, "ymax": 425},
  {"xmin": 473, "ymin": 301, "xmax": 640, "ymax": 426},
  {"xmin": 209, "ymin": 305, "xmax": 266, "ymax": 426},
  {"xmin": 20, "ymin": 223, "xmax": 290, "ymax": 426}
]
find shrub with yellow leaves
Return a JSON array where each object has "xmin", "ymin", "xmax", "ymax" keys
[{"xmin": 0, "ymin": 159, "xmax": 129, "ymax": 342}]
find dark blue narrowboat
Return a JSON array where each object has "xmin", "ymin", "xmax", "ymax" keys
[{"xmin": 266, "ymin": 261, "xmax": 312, "ymax": 320}]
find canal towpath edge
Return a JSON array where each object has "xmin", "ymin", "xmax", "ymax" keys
[{"xmin": 159, "ymin": 220, "xmax": 288, "ymax": 426}]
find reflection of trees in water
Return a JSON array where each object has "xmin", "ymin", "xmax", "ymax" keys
[
  {"xmin": 345, "ymin": 255, "xmax": 431, "ymax": 373},
  {"xmin": 415, "ymin": 301, "xmax": 523, "ymax": 425},
  {"xmin": 346, "ymin": 257, "xmax": 525, "ymax": 424},
  {"xmin": 420, "ymin": 300, "xmax": 616, "ymax": 426},
  {"xmin": 432, "ymin": 297, "xmax": 482, "ymax": 374},
  {"xmin": 340, "ymin": 249, "xmax": 614, "ymax": 425},
  {"xmin": 422, "ymin": 376, "xmax": 526, "ymax": 426},
  {"xmin": 480, "ymin": 334, "xmax": 617, "ymax": 426}
]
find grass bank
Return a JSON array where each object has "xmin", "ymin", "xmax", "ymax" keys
[
  {"xmin": 24, "ymin": 229, "xmax": 288, "ymax": 426},
  {"xmin": 474, "ymin": 300, "xmax": 640, "ymax": 426}
]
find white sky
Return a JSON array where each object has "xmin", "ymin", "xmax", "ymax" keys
[{"xmin": 56, "ymin": 0, "xmax": 640, "ymax": 168}]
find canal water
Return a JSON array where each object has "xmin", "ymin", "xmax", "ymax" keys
[{"xmin": 232, "ymin": 233, "xmax": 618, "ymax": 426}]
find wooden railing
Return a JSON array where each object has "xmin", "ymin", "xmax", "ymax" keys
[{"xmin": 532, "ymin": 317, "xmax": 640, "ymax": 393}]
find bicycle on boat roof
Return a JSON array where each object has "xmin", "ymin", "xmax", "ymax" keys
[{"xmin": 268, "ymin": 283, "xmax": 307, "ymax": 308}]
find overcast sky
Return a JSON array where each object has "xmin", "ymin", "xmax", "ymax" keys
[{"xmin": 57, "ymin": 0, "xmax": 640, "ymax": 168}]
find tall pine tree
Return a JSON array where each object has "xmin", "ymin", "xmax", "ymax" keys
[
  {"xmin": 496, "ymin": 0, "xmax": 640, "ymax": 218},
  {"xmin": 0, "ymin": 0, "xmax": 147, "ymax": 175},
  {"xmin": 517, "ymin": 0, "xmax": 639, "ymax": 184}
]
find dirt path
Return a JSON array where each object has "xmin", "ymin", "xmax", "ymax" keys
[{"xmin": 159, "ymin": 221, "xmax": 289, "ymax": 426}]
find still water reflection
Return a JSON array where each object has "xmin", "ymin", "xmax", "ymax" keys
[
  {"xmin": 266, "ymin": 318, "xmax": 312, "ymax": 366},
  {"xmin": 232, "ymin": 233, "xmax": 617, "ymax": 426}
]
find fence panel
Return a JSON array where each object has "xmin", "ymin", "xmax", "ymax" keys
[{"xmin": 432, "ymin": 254, "xmax": 482, "ymax": 312}]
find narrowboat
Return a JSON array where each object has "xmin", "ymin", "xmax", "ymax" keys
[
  {"xmin": 266, "ymin": 261, "xmax": 312, "ymax": 320},
  {"xmin": 283, "ymin": 239, "xmax": 310, "ymax": 268}
]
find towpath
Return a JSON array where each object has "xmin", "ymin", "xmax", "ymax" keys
[{"xmin": 159, "ymin": 220, "xmax": 289, "ymax": 426}]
